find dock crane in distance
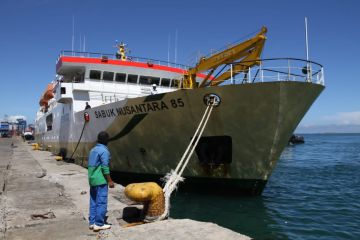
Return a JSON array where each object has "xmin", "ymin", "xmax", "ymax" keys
[{"xmin": 183, "ymin": 27, "xmax": 267, "ymax": 89}]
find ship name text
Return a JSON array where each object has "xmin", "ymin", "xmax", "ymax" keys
[{"xmin": 94, "ymin": 98, "xmax": 184, "ymax": 118}]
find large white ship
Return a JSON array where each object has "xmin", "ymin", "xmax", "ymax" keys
[{"xmin": 35, "ymin": 27, "xmax": 325, "ymax": 195}]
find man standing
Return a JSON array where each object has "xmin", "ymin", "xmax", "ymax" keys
[
  {"xmin": 151, "ymin": 84, "xmax": 158, "ymax": 95},
  {"xmin": 85, "ymin": 102, "xmax": 91, "ymax": 109},
  {"xmin": 88, "ymin": 131, "xmax": 114, "ymax": 231}
]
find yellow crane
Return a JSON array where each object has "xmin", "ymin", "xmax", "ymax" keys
[{"xmin": 183, "ymin": 27, "xmax": 267, "ymax": 88}]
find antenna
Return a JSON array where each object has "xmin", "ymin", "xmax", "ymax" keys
[
  {"xmin": 305, "ymin": 17, "xmax": 311, "ymax": 82},
  {"xmin": 168, "ymin": 34, "xmax": 171, "ymax": 65},
  {"xmin": 305, "ymin": 17, "xmax": 309, "ymax": 61},
  {"xmin": 79, "ymin": 34, "xmax": 82, "ymax": 52},
  {"xmin": 72, "ymin": 16, "xmax": 74, "ymax": 55},
  {"xmin": 83, "ymin": 36, "xmax": 86, "ymax": 52},
  {"xmin": 175, "ymin": 29, "xmax": 178, "ymax": 64}
]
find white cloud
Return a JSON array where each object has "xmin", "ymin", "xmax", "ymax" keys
[
  {"xmin": 297, "ymin": 111, "xmax": 360, "ymax": 133},
  {"xmin": 322, "ymin": 111, "xmax": 360, "ymax": 125},
  {"xmin": 2, "ymin": 115, "xmax": 27, "ymax": 123},
  {"xmin": 296, "ymin": 124, "xmax": 360, "ymax": 133}
]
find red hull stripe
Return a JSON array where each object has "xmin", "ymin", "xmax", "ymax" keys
[{"xmin": 57, "ymin": 57, "xmax": 214, "ymax": 80}]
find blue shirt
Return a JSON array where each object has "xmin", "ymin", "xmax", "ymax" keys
[{"xmin": 88, "ymin": 143, "xmax": 111, "ymax": 186}]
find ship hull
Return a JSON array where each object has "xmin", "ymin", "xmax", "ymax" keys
[{"xmin": 35, "ymin": 81, "xmax": 324, "ymax": 195}]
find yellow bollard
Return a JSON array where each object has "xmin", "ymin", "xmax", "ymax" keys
[
  {"xmin": 32, "ymin": 143, "xmax": 39, "ymax": 151},
  {"xmin": 124, "ymin": 182, "xmax": 165, "ymax": 221}
]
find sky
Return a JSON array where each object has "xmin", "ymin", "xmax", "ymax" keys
[{"xmin": 0, "ymin": 0, "xmax": 359, "ymax": 133}]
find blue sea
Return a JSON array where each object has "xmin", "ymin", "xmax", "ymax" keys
[{"xmin": 171, "ymin": 134, "xmax": 360, "ymax": 239}]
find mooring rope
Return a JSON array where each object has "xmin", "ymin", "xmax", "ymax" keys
[
  {"xmin": 156, "ymin": 101, "xmax": 216, "ymax": 221},
  {"xmin": 163, "ymin": 104, "xmax": 211, "ymax": 193},
  {"xmin": 69, "ymin": 113, "xmax": 89, "ymax": 162}
]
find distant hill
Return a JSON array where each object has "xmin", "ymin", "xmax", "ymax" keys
[{"xmin": 296, "ymin": 124, "xmax": 360, "ymax": 134}]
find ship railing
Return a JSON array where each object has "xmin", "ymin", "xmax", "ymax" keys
[
  {"xmin": 214, "ymin": 58, "xmax": 324, "ymax": 86},
  {"xmin": 57, "ymin": 51, "xmax": 189, "ymax": 70}
]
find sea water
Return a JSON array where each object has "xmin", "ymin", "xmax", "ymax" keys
[{"xmin": 171, "ymin": 134, "xmax": 360, "ymax": 240}]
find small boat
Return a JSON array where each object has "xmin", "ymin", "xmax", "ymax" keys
[{"xmin": 289, "ymin": 134, "xmax": 305, "ymax": 144}]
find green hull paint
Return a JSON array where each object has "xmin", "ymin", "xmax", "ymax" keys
[
  {"xmin": 36, "ymin": 81, "xmax": 324, "ymax": 195},
  {"xmin": 111, "ymin": 171, "xmax": 267, "ymax": 196}
]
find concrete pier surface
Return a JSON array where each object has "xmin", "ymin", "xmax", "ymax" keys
[{"xmin": 0, "ymin": 138, "xmax": 250, "ymax": 240}]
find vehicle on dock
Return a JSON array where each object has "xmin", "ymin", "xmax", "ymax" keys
[
  {"xmin": 23, "ymin": 131, "xmax": 35, "ymax": 141},
  {"xmin": 1, "ymin": 131, "xmax": 10, "ymax": 138},
  {"xmin": 34, "ymin": 27, "xmax": 324, "ymax": 195},
  {"xmin": 1, "ymin": 121, "xmax": 11, "ymax": 138}
]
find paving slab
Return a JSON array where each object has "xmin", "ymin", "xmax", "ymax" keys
[
  {"xmin": 0, "ymin": 138, "xmax": 91, "ymax": 239},
  {"xmin": 5, "ymin": 218, "xmax": 93, "ymax": 240},
  {"xmin": 0, "ymin": 138, "xmax": 13, "ymax": 239},
  {"xmin": 118, "ymin": 219, "xmax": 250, "ymax": 240}
]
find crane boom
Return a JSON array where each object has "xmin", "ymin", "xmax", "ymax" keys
[
  {"xmin": 210, "ymin": 38, "xmax": 266, "ymax": 86},
  {"xmin": 183, "ymin": 27, "xmax": 267, "ymax": 88}
]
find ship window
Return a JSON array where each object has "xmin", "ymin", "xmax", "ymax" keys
[
  {"xmin": 73, "ymin": 72, "xmax": 85, "ymax": 83},
  {"xmin": 128, "ymin": 74, "xmax": 138, "ymax": 84},
  {"xmin": 61, "ymin": 87, "xmax": 66, "ymax": 94},
  {"xmin": 115, "ymin": 73, "xmax": 126, "ymax": 82},
  {"xmin": 103, "ymin": 71, "xmax": 114, "ymax": 81},
  {"xmin": 90, "ymin": 70, "xmax": 101, "ymax": 80},
  {"xmin": 46, "ymin": 114, "xmax": 53, "ymax": 131},
  {"xmin": 161, "ymin": 78, "xmax": 170, "ymax": 87},
  {"xmin": 172, "ymin": 79, "xmax": 182, "ymax": 88},
  {"xmin": 139, "ymin": 76, "xmax": 160, "ymax": 85}
]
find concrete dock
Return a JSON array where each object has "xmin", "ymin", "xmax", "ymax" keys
[{"xmin": 0, "ymin": 138, "xmax": 250, "ymax": 240}]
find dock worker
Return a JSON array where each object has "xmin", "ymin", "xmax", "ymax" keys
[
  {"xmin": 151, "ymin": 84, "xmax": 158, "ymax": 95},
  {"xmin": 88, "ymin": 131, "xmax": 114, "ymax": 231},
  {"xmin": 85, "ymin": 102, "xmax": 91, "ymax": 109}
]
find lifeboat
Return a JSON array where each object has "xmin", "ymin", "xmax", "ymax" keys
[{"xmin": 39, "ymin": 83, "xmax": 55, "ymax": 107}]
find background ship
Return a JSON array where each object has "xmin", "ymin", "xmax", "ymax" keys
[{"xmin": 35, "ymin": 27, "xmax": 325, "ymax": 195}]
